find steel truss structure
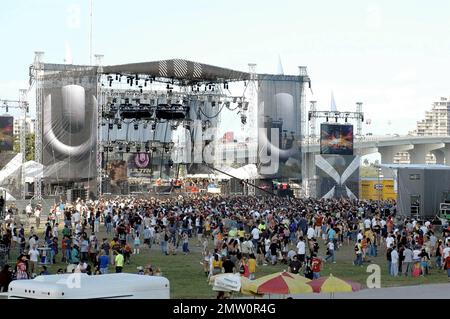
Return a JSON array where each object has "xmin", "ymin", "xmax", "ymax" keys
[{"xmin": 95, "ymin": 60, "xmax": 251, "ymax": 196}]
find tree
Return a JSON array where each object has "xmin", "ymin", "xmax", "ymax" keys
[{"xmin": 12, "ymin": 133, "xmax": 35, "ymax": 161}]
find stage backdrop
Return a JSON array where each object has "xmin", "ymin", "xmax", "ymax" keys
[
  {"xmin": 257, "ymin": 75, "xmax": 303, "ymax": 179},
  {"xmin": 320, "ymin": 123, "xmax": 354, "ymax": 155},
  {"xmin": 315, "ymin": 154, "xmax": 360, "ymax": 199},
  {"xmin": 41, "ymin": 67, "xmax": 97, "ymax": 181},
  {"xmin": 0, "ymin": 116, "xmax": 14, "ymax": 151}
]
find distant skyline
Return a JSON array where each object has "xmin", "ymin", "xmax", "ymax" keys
[{"xmin": 1, "ymin": 0, "xmax": 450, "ymax": 136}]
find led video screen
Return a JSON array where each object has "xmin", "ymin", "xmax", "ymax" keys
[{"xmin": 320, "ymin": 123, "xmax": 354, "ymax": 155}]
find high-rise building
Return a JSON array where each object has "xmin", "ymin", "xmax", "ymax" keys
[
  {"xmin": 410, "ymin": 97, "xmax": 450, "ymax": 136},
  {"xmin": 13, "ymin": 117, "xmax": 35, "ymax": 137},
  {"xmin": 395, "ymin": 97, "xmax": 450, "ymax": 164}
]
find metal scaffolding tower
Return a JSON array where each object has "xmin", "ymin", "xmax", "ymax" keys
[
  {"xmin": 246, "ymin": 63, "xmax": 257, "ymax": 196},
  {"xmin": 33, "ymin": 51, "xmax": 45, "ymax": 201}
]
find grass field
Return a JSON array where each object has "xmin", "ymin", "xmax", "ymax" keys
[{"xmin": 8, "ymin": 221, "xmax": 449, "ymax": 299}]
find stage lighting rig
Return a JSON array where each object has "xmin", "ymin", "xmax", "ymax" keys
[
  {"xmin": 126, "ymin": 145, "xmax": 131, "ymax": 153},
  {"xmin": 155, "ymin": 103, "xmax": 189, "ymax": 120},
  {"xmin": 134, "ymin": 123, "xmax": 139, "ymax": 130}
]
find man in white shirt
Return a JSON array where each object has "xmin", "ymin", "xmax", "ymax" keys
[
  {"xmin": 386, "ymin": 234, "xmax": 395, "ymax": 249},
  {"xmin": 34, "ymin": 207, "xmax": 41, "ymax": 229},
  {"xmin": 307, "ymin": 226, "xmax": 315, "ymax": 240},
  {"xmin": 390, "ymin": 247, "xmax": 399, "ymax": 277},
  {"xmin": 26, "ymin": 204, "xmax": 32, "ymax": 218},
  {"xmin": 296, "ymin": 237, "xmax": 306, "ymax": 262},
  {"xmin": 29, "ymin": 246, "xmax": 40, "ymax": 274},
  {"xmin": 364, "ymin": 218, "xmax": 371, "ymax": 230},
  {"xmin": 251, "ymin": 226, "xmax": 260, "ymax": 250}
]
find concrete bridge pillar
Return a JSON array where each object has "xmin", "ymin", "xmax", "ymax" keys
[
  {"xmin": 431, "ymin": 149, "xmax": 445, "ymax": 164},
  {"xmin": 408, "ymin": 143, "xmax": 444, "ymax": 164},
  {"xmin": 378, "ymin": 145, "xmax": 413, "ymax": 164},
  {"xmin": 440, "ymin": 143, "xmax": 450, "ymax": 165}
]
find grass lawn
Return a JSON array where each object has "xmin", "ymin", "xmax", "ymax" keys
[{"xmin": 9, "ymin": 221, "xmax": 449, "ymax": 299}]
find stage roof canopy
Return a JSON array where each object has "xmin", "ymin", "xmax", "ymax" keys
[{"xmin": 102, "ymin": 59, "xmax": 251, "ymax": 82}]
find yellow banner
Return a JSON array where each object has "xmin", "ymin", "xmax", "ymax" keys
[{"xmin": 360, "ymin": 179, "xmax": 396, "ymax": 200}]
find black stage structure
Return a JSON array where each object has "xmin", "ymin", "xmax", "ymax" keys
[{"xmin": 31, "ymin": 55, "xmax": 311, "ymax": 199}]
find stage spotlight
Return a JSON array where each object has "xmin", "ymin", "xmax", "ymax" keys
[
  {"xmin": 145, "ymin": 145, "xmax": 150, "ymax": 153},
  {"xmin": 134, "ymin": 123, "xmax": 139, "ymax": 130},
  {"xmin": 108, "ymin": 146, "xmax": 114, "ymax": 152},
  {"xmin": 166, "ymin": 84, "xmax": 170, "ymax": 89},
  {"xmin": 151, "ymin": 122, "xmax": 156, "ymax": 130},
  {"xmin": 136, "ymin": 145, "xmax": 141, "ymax": 153},
  {"xmin": 168, "ymin": 159, "xmax": 174, "ymax": 168},
  {"xmin": 115, "ymin": 75, "xmax": 119, "ymax": 81},
  {"xmin": 108, "ymin": 123, "xmax": 113, "ymax": 130},
  {"xmin": 335, "ymin": 117, "xmax": 338, "ymax": 123},
  {"xmin": 118, "ymin": 145, "xmax": 123, "ymax": 151},
  {"xmin": 211, "ymin": 101, "xmax": 216, "ymax": 107},
  {"xmin": 241, "ymin": 115, "xmax": 247, "ymax": 125},
  {"xmin": 126, "ymin": 146, "xmax": 130, "ymax": 153},
  {"xmin": 151, "ymin": 147, "xmax": 157, "ymax": 152},
  {"xmin": 117, "ymin": 123, "xmax": 122, "ymax": 130}
]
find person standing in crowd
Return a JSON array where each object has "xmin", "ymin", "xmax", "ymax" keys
[
  {"xmin": 248, "ymin": 254, "xmax": 257, "ymax": 279},
  {"xmin": 0, "ymin": 265, "xmax": 13, "ymax": 292},
  {"xmin": 402, "ymin": 245, "xmax": 413, "ymax": 277},
  {"xmin": 15, "ymin": 255, "xmax": 29, "ymax": 280},
  {"xmin": 28, "ymin": 245, "xmax": 40, "ymax": 275},
  {"xmin": 114, "ymin": 250, "xmax": 124, "ymax": 273},
  {"xmin": 325, "ymin": 239, "xmax": 336, "ymax": 263},
  {"xmin": 182, "ymin": 232, "xmax": 190, "ymax": 255},
  {"xmin": 97, "ymin": 250, "xmax": 109, "ymax": 274},
  {"xmin": 34, "ymin": 205, "xmax": 41, "ymax": 230},
  {"xmin": 390, "ymin": 246, "xmax": 399, "ymax": 277},
  {"xmin": 288, "ymin": 254, "xmax": 302, "ymax": 274}
]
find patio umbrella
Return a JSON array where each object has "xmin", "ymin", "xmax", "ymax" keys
[
  {"xmin": 250, "ymin": 271, "xmax": 313, "ymax": 295},
  {"xmin": 208, "ymin": 273, "xmax": 262, "ymax": 297},
  {"xmin": 307, "ymin": 274, "xmax": 362, "ymax": 298}
]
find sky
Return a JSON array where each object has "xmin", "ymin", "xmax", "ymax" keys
[{"xmin": 1, "ymin": 0, "xmax": 450, "ymax": 136}]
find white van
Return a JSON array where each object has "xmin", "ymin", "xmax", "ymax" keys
[{"xmin": 7, "ymin": 273, "xmax": 170, "ymax": 299}]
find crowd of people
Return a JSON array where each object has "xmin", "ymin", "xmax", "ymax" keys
[{"xmin": 0, "ymin": 194, "xmax": 449, "ymax": 293}]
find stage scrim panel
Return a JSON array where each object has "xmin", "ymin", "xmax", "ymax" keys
[
  {"xmin": 41, "ymin": 67, "xmax": 97, "ymax": 181},
  {"xmin": 315, "ymin": 154, "xmax": 359, "ymax": 199},
  {"xmin": 257, "ymin": 75, "xmax": 303, "ymax": 179}
]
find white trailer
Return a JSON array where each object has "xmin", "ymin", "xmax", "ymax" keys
[{"xmin": 7, "ymin": 273, "xmax": 170, "ymax": 299}]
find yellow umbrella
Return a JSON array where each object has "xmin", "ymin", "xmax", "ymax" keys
[
  {"xmin": 307, "ymin": 274, "xmax": 362, "ymax": 298},
  {"xmin": 249, "ymin": 271, "xmax": 313, "ymax": 295}
]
